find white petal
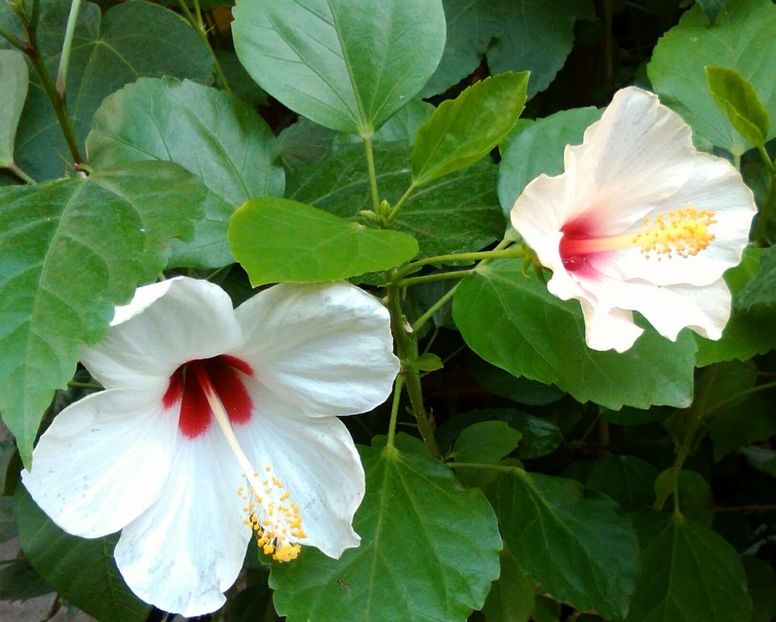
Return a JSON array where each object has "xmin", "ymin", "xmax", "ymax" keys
[
  {"xmin": 578, "ymin": 298, "xmax": 643, "ymax": 353},
  {"xmin": 597, "ymin": 153, "xmax": 756, "ymax": 287},
  {"xmin": 83, "ymin": 277, "xmax": 243, "ymax": 390},
  {"xmin": 238, "ymin": 385, "xmax": 363, "ymax": 558},
  {"xmin": 114, "ymin": 430, "xmax": 250, "ymax": 617},
  {"xmin": 511, "ymin": 174, "xmax": 568, "ymax": 275},
  {"xmin": 232, "ymin": 283, "xmax": 398, "ymax": 417},
  {"xmin": 566, "ymin": 87, "xmax": 697, "ymax": 231},
  {"xmin": 22, "ymin": 388, "xmax": 177, "ymax": 538}
]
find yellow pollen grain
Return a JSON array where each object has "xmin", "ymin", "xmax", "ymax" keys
[
  {"xmin": 630, "ymin": 207, "xmax": 716, "ymax": 259},
  {"xmin": 238, "ymin": 467, "xmax": 305, "ymax": 564}
]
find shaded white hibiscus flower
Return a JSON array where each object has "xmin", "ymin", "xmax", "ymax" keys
[
  {"xmin": 22, "ymin": 277, "xmax": 399, "ymax": 616},
  {"xmin": 511, "ymin": 86, "xmax": 757, "ymax": 353}
]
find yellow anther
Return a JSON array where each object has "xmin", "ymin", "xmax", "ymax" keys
[
  {"xmin": 630, "ymin": 207, "xmax": 716, "ymax": 259},
  {"xmin": 238, "ymin": 466, "xmax": 306, "ymax": 564}
]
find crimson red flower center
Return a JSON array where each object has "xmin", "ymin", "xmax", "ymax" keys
[{"xmin": 163, "ymin": 355, "xmax": 254, "ymax": 438}]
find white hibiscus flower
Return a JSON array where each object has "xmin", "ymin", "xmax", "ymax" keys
[
  {"xmin": 511, "ymin": 86, "xmax": 757, "ymax": 352},
  {"xmin": 22, "ymin": 277, "xmax": 399, "ymax": 616}
]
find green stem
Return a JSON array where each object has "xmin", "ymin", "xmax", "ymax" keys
[
  {"xmin": 412, "ymin": 283, "xmax": 459, "ymax": 333},
  {"xmin": 363, "ymin": 137, "xmax": 380, "ymax": 213},
  {"xmin": 0, "ymin": 26, "xmax": 27, "ymax": 51},
  {"xmin": 396, "ymin": 246, "xmax": 524, "ymax": 279},
  {"xmin": 386, "ymin": 277, "xmax": 440, "ymax": 459},
  {"xmin": 398, "ymin": 269, "xmax": 474, "ymax": 289},
  {"xmin": 56, "ymin": 0, "xmax": 81, "ymax": 97},
  {"xmin": 385, "ymin": 374, "xmax": 405, "ymax": 449},
  {"xmin": 177, "ymin": 0, "xmax": 231, "ymax": 93},
  {"xmin": 386, "ymin": 182, "xmax": 417, "ymax": 223},
  {"xmin": 653, "ymin": 368, "xmax": 715, "ymax": 513},
  {"xmin": 25, "ymin": 20, "xmax": 82, "ymax": 164},
  {"xmin": 4, "ymin": 162, "xmax": 36, "ymax": 184}
]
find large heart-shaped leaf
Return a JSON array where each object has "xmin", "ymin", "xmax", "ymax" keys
[
  {"xmin": 421, "ymin": 0, "xmax": 502, "ymax": 98},
  {"xmin": 0, "ymin": 49, "xmax": 27, "ymax": 169},
  {"xmin": 486, "ymin": 0, "xmax": 594, "ymax": 98},
  {"xmin": 648, "ymin": 0, "xmax": 776, "ymax": 154},
  {"xmin": 229, "ymin": 197, "xmax": 418, "ymax": 286},
  {"xmin": 232, "ymin": 0, "xmax": 446, "ymax": 137},
  {"xmin": 270, "ymin": 446, "xmax": 502, "ymax": 621},
  {"xmin": 490, "ymin": 469, "xmax": 639, "ymax": 619},
  {"xmin": 87, "ymin": 77, "xmax": 284, "ymax": 268},
  {"xmin": 626, "ymin": 512, "xmax": 752, "ymax": 622},
  {"xmin": 453, "ymin": 260, "xmax": 697, "ymax": 409},
  {"xmin": 16, "ymin": 488, "xmax": 150, "ymax": 622},
  {"xmin": 0, "ymin": 162, "xmax": 205, "ymax": 464},
  {"xmin": 7, "ymin": 0, "xmax": 212, "ymax": 180}
]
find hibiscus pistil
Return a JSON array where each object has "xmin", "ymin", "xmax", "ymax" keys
[
  {"xmin": 194, "ymin": 366, "xmax": 306, "ymax": 563},
  {"xmin": 561, "ymin": 206, "xmax": 718, "ymax": 271}
]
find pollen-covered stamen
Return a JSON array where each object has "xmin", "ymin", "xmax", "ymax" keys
[
  {"xmin": 630, "ymin": 207, "xmax": 716, "ymax": 258},
  {"xmin": 560, "ymin": 207, "xmax": 717, "ymax": 271},
  {"xmin": 240, "ymin": 465, "xmax": 306, "ymax": 563},
  {"xmin": 194, "ymin": 373, "xmax": 306, "ymax": 563}
]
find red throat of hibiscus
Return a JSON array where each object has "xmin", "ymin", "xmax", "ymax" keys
[
  {"xmin": 560, "ymin": 207, "xmax": 717, "ymax": 274},
  {"xmin": 163, "ymin": 355, "xmax": 306, "ymax": 562}
]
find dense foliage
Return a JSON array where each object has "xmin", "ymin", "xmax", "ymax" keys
[{"xmin": 1, "ymin": 0, "xmax": 775, "ymax": 620}]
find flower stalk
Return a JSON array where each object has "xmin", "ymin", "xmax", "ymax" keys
[
  {"xmin": 385, "ymin": 278, "xmax": 440, "ymax": 459},
  {"xmin": 56, "ymin": 0, "xmax": 81, "ymax": 97},
  {"xmin": 18, "ymin": 0, "xmax": 83, "ymax": 164}
]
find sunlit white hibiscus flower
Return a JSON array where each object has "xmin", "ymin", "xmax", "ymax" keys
[
  {"xmin": 511, "ymin": 86, "xmax": 756, "ymax": 352},
  {"xmin": 22, "ymin": 277, "xmax": 399, "ymax": 616}
]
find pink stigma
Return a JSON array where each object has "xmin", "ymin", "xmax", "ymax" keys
[
  {"xmin": 559, "ymin": 216, "xmax": 603, "ymax": 277},
  {"xmin": 163, "ymin": 355, "xmax": 254, "ymax": 438}
]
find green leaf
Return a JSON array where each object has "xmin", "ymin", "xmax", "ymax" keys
[
  {"xmin": 586, "ymin": 455, "xmax": 659, "ymax": 512},
  {"xmin": 0, "ymin": 557, "xmax": 52, "ymax": 602},
  {"xmin": 436, "ymin": 408, "xmax": 562, "ymax": 460},
  {"xmin": 654, "ymin": 470, "xmax": 713, "ymax": 524},
  {"xmin": 705, "ymin": 66, "xmax": 769, "ymax": 149},
  {"xmin": 482, "ymin": 550, "xmax": 535, "ymax": 622},
  {"xmin": 490, "ymin": 470, "xmax": 639, "ymax": 619},
  {"xmin": 452, "ymin": 421, "xmax": 522, "ymax": 465},
  {"xmin": 415, "ymin": 352, "xmax": 444, "ymax": 372},
  {"xmin": 695, "ymin": 0, "xmax": 727, "ymax": 24},
  {"xmin": 288, "ymin": 142, "xmax": 505, "ymax": 257},
  {"xmin": 422, "ymin": 0, "xmax": 502, "ymax": 98},
  {"xmin": 0, "ymin": 162, "xmax": 205, "ymax": 464},
  {"xmin": 737, "ymin": 245, "xmax": 776, "ymax": 310},
  {"xmin": 710, "ymin": 395, "xmax": 776, "ymax": 461},
  {"xmin": 7, "ymin": 0, "xmax": 213, "ymax": 180},
  {"xmin": 470, "ymin": 359, "xmax": 564, "ymax": 406},
  {"xmin": 696, "ymin": 247, "xmax": 776, "ymax": 365},
  {"xmin": 486, "ymin": 0, "xmax": 594, "ymax": 99},
  {"xmin": 15, "ymin": 487, "xmax": 150, "ymax": 622},
  {"xmin": 0, "ymin": 49, "xmax": 27, "ymax": 168},
  {"xmin": 87, "ymin": 77, "xmax": 284, "ymax": 269},
  {"xmin": 229, "ymin": 197, "xmax": 418, "ymax": 286},
  {"xmin": 648, "ymin": 0, "xmax": 776, "ymax": 154},
  {"xmin": 744, "ymin": 556, "xmax": 776, "ymax": 622},
  {"xmin": 270, "ymin": 446, "xmax": 502, "ymax": 621},
  {"xmin": 453, "ymin": 261, "xmax": 697, "ymax": 410},
  {"xmin": 412, "ymin": 72, "xmax": 528, "ymax": 186},
  {"xmin": 232, "ymin": 0, "xmax": 446, "ymax": 137},
  {"xmin": 452, "ymin": 421, "xmax": 521, "ymax": 487},
  {"xmin": 626, "ymin": 513, "xmax": 752, "ymax": 622},
  {"xmin": 742, "ymin": 446, "xmax": 776, "ymax": 478},
  {"xmin": 498, "ymin": 107, "xmax": 602, "ymax": 215}
]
